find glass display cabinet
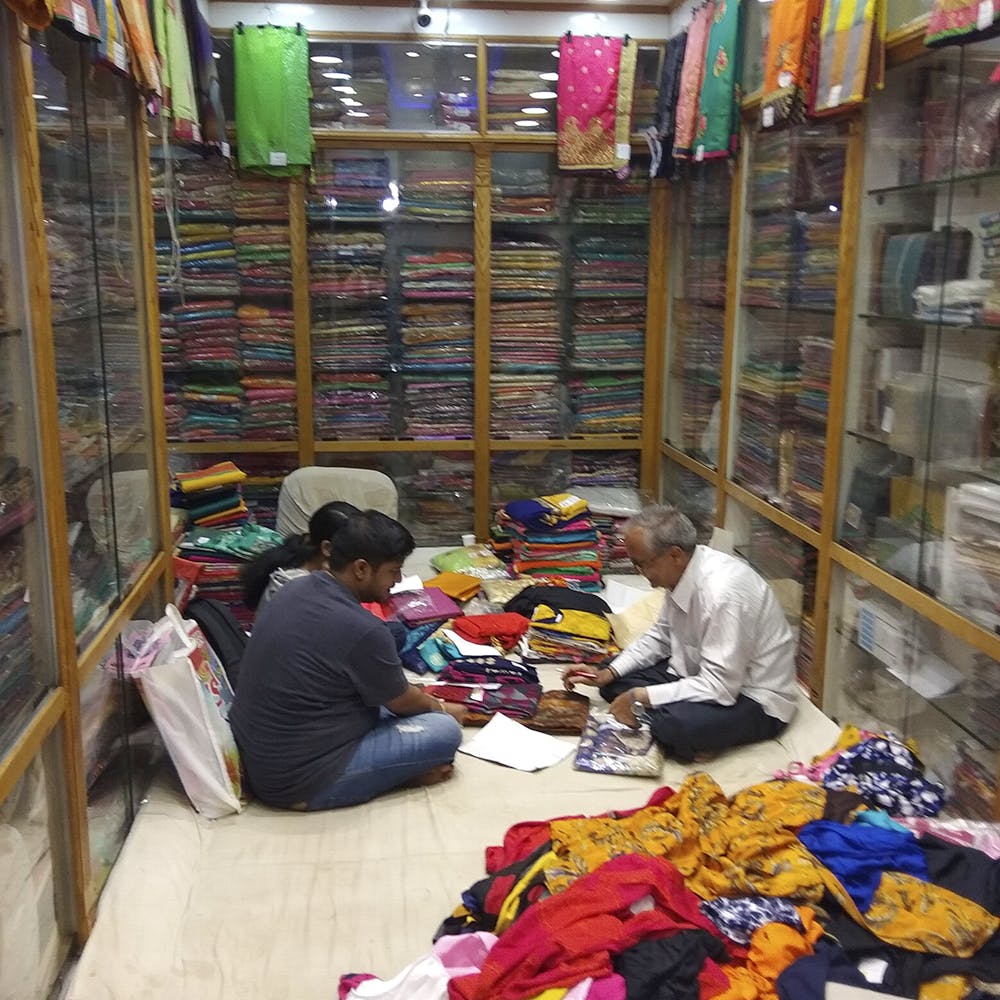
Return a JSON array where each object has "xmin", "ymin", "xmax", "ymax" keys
[
  {"xmin": 731, "ymin": 121, "xmax": 847, "ymax": 531},
  {"xmin": 835, "ymin": 38, "xmax": 1000, "ymax": 630},
  {"xmin": 663, "ymin": 159, "xmax": 732, "ymax": 468},
  {"xmin": 34, "ymin": 30, "xmax": 162, "ymax": 652},
  {"xmin": 660, "ymin": 459, "xmax": 718, "ymax": 545},
  {"xmin": 828, "ymin": 567, "xmax": 999, "ymax": 819}
]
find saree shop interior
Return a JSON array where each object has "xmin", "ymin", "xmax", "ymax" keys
[{"xmin": 3, "ymin": 0, "xmax": 1000, "ymax": 996}]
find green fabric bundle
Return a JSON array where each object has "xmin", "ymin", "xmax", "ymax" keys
[{"xmin": 233, "ymin": 24, "xmax": 313, "ymax": 176}]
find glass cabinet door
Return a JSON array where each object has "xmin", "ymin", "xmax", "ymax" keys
[
  {"xmin": 731, "ymin": 122, "xmax": 847, "ymax": 530},
  {"xmin": 0, "ymin": 30, "xmax": 60, "ymax": 756},
  {"xmin": 34, "ymin": 30, "xmax": 162, "ymax": 650},
  {"xmin": 664, "ymin": 160, "xmax": 731, "ymax": 467},
  {"xmin": 485, "ymin": 44, "xmax": 558, "ymax": 134},
  {"xmin": 838, "ymin": 39, "xmax": 1000, "ymax": 633}
]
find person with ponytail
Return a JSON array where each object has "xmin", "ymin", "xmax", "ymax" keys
[{"xmin": 241, "ymin": 500, "xmax": 361, "ymax": 611}]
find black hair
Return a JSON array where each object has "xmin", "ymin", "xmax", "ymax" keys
[
  {"xmin": 240, "ymin": 500, "xmax": 361, "ymax": 610},
  {"xmin": 327, "ymin": 509, "xmax": 415, "ymax": 571}
]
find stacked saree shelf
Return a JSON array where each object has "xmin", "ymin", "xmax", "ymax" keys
[
  {"xmin": 308, "ymin": 153, "xmax": 393, "ymax": 440},
  {"xmin": 491, "ymin": 167, "xmax": 557, "ymax": 222},
  {"xmin": 398, "ymin": 454, "xmax": 475, "ymax": 544},
  {"xmin": 487, "ymin": 67, "xmax": 554, "ymax": 132},
  {"xmin": 238, "ymin": 306, "xmax": 297, "ymax": 440},
  {"xmin": 309, "ymin": 52, "xmax": 390, "ymax": 129},
  {"xmin": 399, "ymin": 168, "xmax": 474, "ymax": 221},
  {"xmin": 788, "ymin": 336, "xmax": 834, "ymax": 530},
  {"xmin": 489, "ymin": 235, "xmax": 563, "ymax": 438},
  {"xmin": 489, "ymin": 451, "xmax": 569, "ymax": 513},
  {"xmin": 672, "ymin": 301, "xmax": 725, "ymax": 456},
  {"xmin": 570, "ymin": 451, "xmax": 639, "ymax": 490},
  {"xmin": 400, "ymin": 254, "xmax": 475, "ymax": 439}
]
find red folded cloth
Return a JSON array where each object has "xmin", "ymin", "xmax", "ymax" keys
[{"xmin": 452, "ymin": 612, "xmax": 531, "ymax": 651}]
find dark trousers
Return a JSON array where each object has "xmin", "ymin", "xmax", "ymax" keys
[{"xmin": 599, "ymin": 658, "xmax": 786, "ymax": 762}]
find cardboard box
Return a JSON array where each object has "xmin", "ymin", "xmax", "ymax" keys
[{"xmin": 890, "ymin": 477, "xmax": 946, "ymax": 536}]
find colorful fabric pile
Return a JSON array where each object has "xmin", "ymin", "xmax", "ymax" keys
[
  {"xmin": 400, "ymin": 168, "xmax": 474, "ymax": 221},
  {"xmin": 238, "ymin": 305, "xmax": 296, "ymax": 439},
  {"xmin": 403, "ymin": 373, "xmax": 474, "ymax": 440},
  {"xmin": 570, "ymin": 451, "xmax": 639, "ymax": 490},
  {"xmin": 526, "ymin": 603, "xmax": 614, "ymax": 663},
  {"xmin": 490, "ymin": 375, "xmax": 563, "ymax": 438},
  {"xmin": 308, "ymin": 230, "xmax": 386, "ymax": 299},
  {"xmin": 569, "ymin": 373, "xmax": 644, "ymax": 436},
  {"xmin": 488, "ymin": 68, "xmax": 555, "ymax": 132},
  {"xmin": 309, "ymin": 58, "xmax": 390, "ymax": 129},
  {"xmin": 171, "ymin": 460, "xmax": 249, "ymax": 529},
  {"xmin": 672, "ymin": 301, "xmax": 724, "ymax": 456},
  {"xmin": 491, "ymin": 166, "xmax": 556, "ymax": 221},
  {"xmin": 576, "ymin": 486, "xmax": 642, "ymax": 574},
  {"xmin": 498, "ymin": 493, "xmax": 603, "ymax": 591},
  {"xmin": 233, "ymin": 224, "xmax": 292, "ymax": 298},
  {"xmin": 399, "ymin": 455, "xmax": 475, "ymax": 546},
  {"xmin": 308, "ymin": 155, "xmax": 391, "ymax": 222}
]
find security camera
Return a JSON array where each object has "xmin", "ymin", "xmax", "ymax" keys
[{"xmin": 415, "ymin": 0, "xmax": 433, "ymax": 29}]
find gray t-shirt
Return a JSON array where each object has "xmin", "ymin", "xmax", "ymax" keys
[{"xmin": 230, "ymin": 571, "xmax": 408, "ymax": 806}]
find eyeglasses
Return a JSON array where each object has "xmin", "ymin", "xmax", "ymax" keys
[{"xmin": 630, "ymin": 551, "xmax": 662, "ymax": 571}]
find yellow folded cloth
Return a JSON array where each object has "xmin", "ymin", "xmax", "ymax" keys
[
  {"xmin": 530, "ymin": 605, "xmax": 611, "ymax": 642},
  {"xmin": 538, "ymin": 492, "xmax": 589, "ymax": 523},
  {"xmin": 424, "ymin": 571, "xmax": 482, "ymax": 602},
  {"xmin": 175, "ymin": 461, "xmax": 247, "ymax": 494}
]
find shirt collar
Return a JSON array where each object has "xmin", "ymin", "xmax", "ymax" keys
[{"xmin": 668, "ymin": 544, "xmax": 704, "ymax": 614}]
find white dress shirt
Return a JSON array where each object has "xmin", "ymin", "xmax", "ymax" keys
[{"xmin": 610, "ymin": 545, "xmax": 798, "ymax": 723}]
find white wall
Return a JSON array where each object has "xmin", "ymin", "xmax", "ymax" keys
[{"xmin": 209, "ymin": 2, "xmax": 674, "ymax": 40}]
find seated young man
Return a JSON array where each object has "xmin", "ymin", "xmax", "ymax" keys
[
  {"xmin": 564, "ymin": 504, "xmax": 798, "ymax": 761},
  {"xmin": 230, "ymin": 509, "xmax": 465, "ymax": 810}
]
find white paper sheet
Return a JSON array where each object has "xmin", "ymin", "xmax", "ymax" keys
[
  {"xmin": 602, "ymin": 579, "xmax": 651, "ymax": 614},
  {"xmin": 458, "ymin": 713, "xmax": 574, "ymax": 772},
  {"xmin": 390, "ymin": 575, "xmax": 424, "ymax": 594},
  {"xmin": 442, "ymin": 630, "xmax": 500, "ymax": 658}
]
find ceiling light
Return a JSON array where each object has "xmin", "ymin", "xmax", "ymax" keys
[
  {"xmin": 322, "ymin": 71, "xmax": 351, "ymax": 80},
  {"xmin": 515, "ymin": 119, "xmax": 540, "ymax": 128},
  {"xmin": 311, "ymin": 55, "xmax": 343, "ymax": 64},
  {"xmin": 413, "ymin": 92, "xmax": 424, "ymax": 97},
  {"xmin": 340, "ymin": 98, "xmax": 362, "ymax": 106},
  {"xmin": 459, "ymin": 75, "xmax": 471, "ymax": 82},
  {"xmin": 456, "ymin": 92, "xmax": 468, "ymax": 99},
  {"xmin": 521, "ymin": 107, "xmax": 547, "ymax": 115},
  {"xmin": 539, "ymin": 72, "xmax": 558, "ymax": 81},
  {"xmin": 346, "ymin": 110, "xmax": 370, "ymax": 117},
  {"xmin": 405, "ymin": 50, "xmax": 420, "ymax": 57},
  {"xmin": 32, "ymin": 93, "xmax": 47, "ymax": 99},
  {"xmin": 212, "ymin": 52, "xmax": 221, "ymax": 59},
  {"xmin": 332, "ymin": 86, "xmax": 357, "ymax": 94},
  {"xmin": 529, "ymin": 90, "xmax": 557, "ymax": 99},
  {"xmin": 551, "ymin": 49, "xmax": 560, "ymax": 57},
  {"xmin": 44, "ymin": 105, "xmax": 68, "ymax": 112},
  {"xmin": 464, "ymin": 52, "xmax": 476, "ymax": 58}
]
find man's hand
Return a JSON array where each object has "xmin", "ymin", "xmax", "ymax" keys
[
  {"xmin": 441, "ymin": 702, "xmax": 468, "ymax": 725},
  {"xmin": 562, "ymin": 665, "xmax": 614, "ymax": 691},
  {"xmin": 608, "ymin": 688, "xmax": 649, "ymax": 729}
]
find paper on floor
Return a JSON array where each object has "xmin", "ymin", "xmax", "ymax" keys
[
  {"xmin": 391, "ymin": 575, "xmax": 424, "ymax": 594},
  {"xmin": 458, "ymin": 713, "xmax": 575, "ymax": 772}
]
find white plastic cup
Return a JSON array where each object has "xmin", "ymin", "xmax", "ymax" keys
[{"xmin": 461, "ymin": 533, "xmax": 476, "ymax": 547}]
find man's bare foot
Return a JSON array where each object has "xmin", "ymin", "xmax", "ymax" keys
[{"xmin": 404, "ymin": 763, "xmax": 455, "ymax": 788}]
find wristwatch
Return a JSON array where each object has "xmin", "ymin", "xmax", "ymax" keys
[{"xmin": 632, "ymin": 700, "xmax": 649, "ymax": 724}]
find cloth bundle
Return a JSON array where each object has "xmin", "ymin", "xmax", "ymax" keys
[
  {"xmin": 424, "ymin": 572, "xmax": 485, "ymax": 603},
  {"xmin": 172, "ymin": 461, "xmax": 250, "ymax": 529},
  {"xmin": 451, "ymin": 613, "xmax": 532, "ymax": 651},
  {"xmin": 527, "ymin": 604, "xmax": 614, "ymax": 664}
]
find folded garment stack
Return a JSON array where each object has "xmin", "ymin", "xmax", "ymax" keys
[
  {"xmin": 238, "ymin": 305, "xmax": 296, "ymax": 440},
  {"xmin": 526, "ymin": 603, "xmax": 615, "ymax": 663},
  {"xmin": 499, "ymin": 493, "xmax": 603, "ymax": 592},
  {"xmin": 171, "ymin": 460, "xmax": 250, "ymax": 530}
]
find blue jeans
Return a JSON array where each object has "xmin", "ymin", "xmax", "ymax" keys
[{"xmin": 305, "ymin": 710, "xmax": 462, "ymax": 810}]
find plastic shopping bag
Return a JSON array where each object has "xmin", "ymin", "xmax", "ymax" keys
[{"xmin": 125, "ymin": 604, "xmax": 244, "ymax": 818}]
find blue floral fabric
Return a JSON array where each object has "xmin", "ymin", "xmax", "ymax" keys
[
  {"xmin": 821, "ymin": 734, "xmax": 946, "ymax": 817},
  {"xmin": 699, "ymin": 895, "xmax": 804, "ymax": 944}
]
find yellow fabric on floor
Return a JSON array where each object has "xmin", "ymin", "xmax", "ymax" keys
[{"xmin": 424, "ymin": 572, "xmax": 482, "ymax": 602}]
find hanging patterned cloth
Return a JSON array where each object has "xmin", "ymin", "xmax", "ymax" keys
[
  {"xmin": 93, "ymin": 0, "xmax": 129, "ymax": 74},
  {"xmin": 117, "ymin": 0, "xmax": 162, "ymax": 96},
  {"xmin": 673, "ymin": 1, "xmax": 714, "ymax": 160},
  {"xmin": 694, "ymin": 0, "xmax": 746, "ymax": 160},
  {"xmin": 2, "ymin": 0, "xmax": 53, "ymax": 29},
  {"xmin": 233, "ymin": 24, "xmax": 313, "ymax": 176},
  {"xmin": 761, "ymin": 0, "xmax": 823, "ymax": 128},
  {"xmin": 51, "ymin": 0, "xmax": 100, "ymax": 40},
  {"xmin": 646, "ymin": 31, "xmax": 687, "ymax": 179},
  {"xmin": 181, "ymin": 0, "xmax": 230, "ymax": 153},
  {"xmin": 926, "ymin": 0, "xmax": 1000, "ymax": 46},
  {"xmin": 152, "ymin": 0, "xmax": 200, "ymax": 141},
  {"xmin": 556, "ymin": 34, "xmax": 637, "ymax": 172},
  {"xmin": 810, "ymin": 0, "xmax": 884, "ymax": 115}
]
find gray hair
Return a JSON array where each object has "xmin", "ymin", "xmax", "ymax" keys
[{"xmin": 626, "ymin": 505, "xmax": 698, "ymax": 555}]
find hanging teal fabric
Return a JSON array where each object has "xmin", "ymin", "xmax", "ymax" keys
[
  {"xmin": 233, "ymin": 23, "xmax": 313, "ymax": 176},
  {"xmin": 693, "ymin": 0, "xmax": 746, "ymax": 160}
]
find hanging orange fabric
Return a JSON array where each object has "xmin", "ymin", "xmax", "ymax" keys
[
  {"xmin": 116, "ymin": 0, "xmax": 161, "ymax": 96},
  {"xmin": 2, "ymin": 0, "xmax": 54, "ymax": 29}
]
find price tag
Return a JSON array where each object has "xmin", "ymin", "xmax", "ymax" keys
[
  {"xmin": 191, "ymin": 123, "xmax": 202, "ymax": 143},
  {"xmin": 762, "ymin": 105, "xmax": 775, "ymax": 128},
  {"xmin": 844, "ymin": 503, "xmax": 863, "ymax": 530},
  {"xmin": 221, "ymin": 141, "xmax": 231, "ymax": 159},
  {"xmin": 978, "ymin": 0, "xmax": 993, "ymax": 29},
  {"xmin": 615, "ymin": 142, "xmax": 630, "ymax": 159},
  {"xmin": 269, "ymin": 151, "xmax": 288, "ymax": 167},
  {"xmin": 881, "ymin": 405, "xmax": 894, "ymax": 433},
  {"xmin": 72, "ymin": 1, "xmax": 89, "ymax": 35},
  {"xmin": 112, "ymin": 41, "xmax": 126, "ymax": 70},
  {"xmin": 778, "ymin": 70, "xmax": 792, "ymax": 88},
  {"xmin": 828, "ymin": 84, "xmax": 843, "ymax": 107},
  {"xmin": 470, "ymin": 687, "xmax": 486, "ymax": 703},
  {"xmin": 695, "ymin": 144, "xmax": 705, "ymax": 161}
]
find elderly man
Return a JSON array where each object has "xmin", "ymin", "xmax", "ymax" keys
[{"xmin": 564, "ymin": 504, "xmax": 798, "ymax": 761}]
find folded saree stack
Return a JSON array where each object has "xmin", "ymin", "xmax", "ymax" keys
[{"xmin": 788, "ymin": 336, "xmax": 834, "ymax": 529}]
